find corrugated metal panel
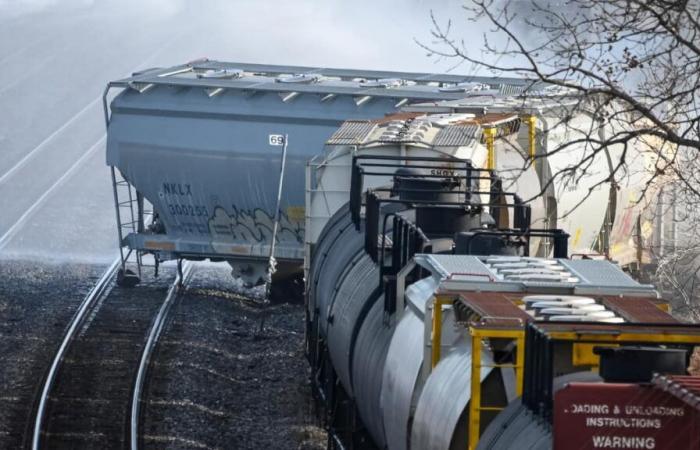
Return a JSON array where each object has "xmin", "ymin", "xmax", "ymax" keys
[
  {"xmin": 352, "ymin": 298, "xmax": 394, "ymax": 448},
  {"xmin": 326, "ymin": 121, "xmax": 376, "ymax": 145},
  {"xmin": 458, "ymin": 292, "xmax": 532, "ymax": 323},
  {"xmin": 432, "ymin": 125, "xmax": 480, "ymax": 147},
  {"xmin": 326, "ymin": 254, "xmax": 379, "ymax": 394},
  {"xmin": 381, "ymin": 310, "xmax": 424, "ymax": 450},
  {"xmin": 410, "ymin": 339, "xmax": 494, "ymax": 450},
  {"xmin": 417, "ymin": 254, "xmax": 494, "ymax": 281},
  {"xmin": 498, "ymin": 84, "xmax": 525, "ymax": 96},
  {"xmin": 561, "ymin": 259, "xmax": 643, "ymax": 288},
  {"xmin": 599, "ymin": 296, "xmax": 678, "ymax": 324}
]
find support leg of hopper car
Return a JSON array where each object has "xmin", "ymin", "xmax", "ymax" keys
[
  {"xmin": 117, "ymin": 268, "xmax": 140, "ymax": 288},
  {"xmin": 177, "ymin": 258, "xmax": 184, "ymax": 288},
  {"xmin": 256, "ymin": 302, "xmax": 269, "ymax": 336},
  {"xmin": 136, "ymin": 251, "xmax": 143, "ymax": 279}
]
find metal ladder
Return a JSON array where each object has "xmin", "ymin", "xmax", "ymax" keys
[
  {"xmin": 469, "ymin": 327, "xmax": 525, "ymax": 450},
  {"xmin": 110, "ymin": 166, "xmax": 144, "ymax": 280}
]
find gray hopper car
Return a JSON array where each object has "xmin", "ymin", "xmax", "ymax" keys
[{"xmin": 103, "ymin": 60, "xmax": 530, "ymax": 286}]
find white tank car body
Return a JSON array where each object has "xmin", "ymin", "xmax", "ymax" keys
[
  {"xmin": 306, "ymin": 112, "xmax": 546, "ymax": 263},
  {"xmin": 391, "ymin": 97, "xmax": 671, "ymax": 264}
]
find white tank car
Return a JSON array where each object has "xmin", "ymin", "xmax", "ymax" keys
[
  {"xmin": 306, "ymin": 111, "xmax": 546, "ymax": 270},
  {"xmin": 387, "ymin": 93, "xmax": 671, "ymax": 268}
]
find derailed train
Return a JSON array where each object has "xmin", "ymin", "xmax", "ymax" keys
[
  {"xmin": 305, "ymin": 116, "xmax": 700, "ymax": 449},
  {"xmin": 103, "ymin": 61, "xmax": 700, "ymax": 449},
  {"xmin": 104, "ymin": 60, "xmax": 674, "ymax": 288}
]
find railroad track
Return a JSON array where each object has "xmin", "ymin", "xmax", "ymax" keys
[{"xmin": 30, "ymin": 258, "xmax": 193, "ymax": 449}]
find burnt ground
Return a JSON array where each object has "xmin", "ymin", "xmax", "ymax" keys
[
  {"xmin": 0, "ymin": 260, "xmax": 106, "ymax": 448},
  {"xmin": 42, "ymin": 266, "xmax": 178, "ymax": 448},
  {"xmin": 0, "ymin": 260, "xmax": 325, "ymax": 449},
  {"xmin": 141, "ymin": 265, "xmax": 326, "ymax": 450}
]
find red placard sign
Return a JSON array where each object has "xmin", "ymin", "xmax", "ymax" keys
[{"xmin": 554, "ymin": 383, "xmax": 700, "ymax": 450}]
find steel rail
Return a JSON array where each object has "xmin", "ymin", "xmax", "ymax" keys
[
  {"xmin": 129, "ymin": 261, "xmax": 194, "ymax": 450},
  {"xmin": 31, "ymin": 257, "xmax": 121, "ymax": 450}
]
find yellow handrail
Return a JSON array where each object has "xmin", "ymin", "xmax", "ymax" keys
[
  {"xmin": 431, "ymin": 296, "xmax": 454, "ymax": 368},
  {"xmin": 525, "ymin": 115, "xmax": 537, "ymax": 161},
  {"xmin": 483, "ymin": 127, "xmax": 496, "ymax": 170}
]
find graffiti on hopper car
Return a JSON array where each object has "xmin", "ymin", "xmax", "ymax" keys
[{"xmin": 207, "ymin": 205, "xmax": 304, "ymax": 250}]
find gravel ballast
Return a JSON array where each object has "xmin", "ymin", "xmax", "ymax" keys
[
  {"xmin": 142, "ymin": 265, "xmax": 325, "ymax": 450},
  {"xmin": 0, "ymin": 260, "xmax": 325, "ymax": 449},
  {"xmin": 0, "ymin": 260, "xmax": 106, "ymax": 448}
]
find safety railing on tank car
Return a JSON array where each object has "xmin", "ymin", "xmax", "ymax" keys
[
  {"xmin": 459, "ymin": 228, "xmax": 570, "ymax": 259},
  {"xmin": 349, "ymin": 154, "xmax": 534, "ymax": 240},
  {"xmin": 351, "ymin": 155, "xmax": 541, "ymax": 318},
  {"xmin": 349, "ymin": 154, "xmax": 488, "ymax": 228},
  {"xmin": 363, "ymin": 194, "xmax": 541, "ymax": 263},
  {"xmin": 383, "ymin": 213, "xmax": 432, "ymax": 317}
]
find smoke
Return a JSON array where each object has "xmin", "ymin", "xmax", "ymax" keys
[
  {"xmin": 0, "ymin": 0, "xmax": 479, "ymax": 73},
  {"xmin": 0, "ymin": 0, "xmax": 89, "ymax": 16},
  {"xmin": 0, "ymin": 0, "xmax": 492, "ymax": 264},
  {"xmin": 0, "ymin": 0, "xmax": 185, "ymax": 18}
]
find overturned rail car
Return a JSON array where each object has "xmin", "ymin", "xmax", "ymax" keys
[{"xmin": 104, "ymin": 60, "xmax": 674, "ymax": 288}]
